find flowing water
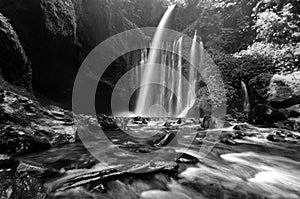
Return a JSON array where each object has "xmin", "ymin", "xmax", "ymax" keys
[
  {"xmin": 135, "ymin": 5, "xmax": 176, "ymax": 116},
  {"xmin": 241, "ymin": 81, "xmax": 250, "ymax": 113},
  {"xmin": 19, "ymin": 119, "xmax": 300, "ymax": 199},
  {"xmin": 17, "ymin": 5, "xmax": 298, "ymax": 199},
  {"xmin": 135, "ymin": 5, "xmax": 200, "ymax": 118}
]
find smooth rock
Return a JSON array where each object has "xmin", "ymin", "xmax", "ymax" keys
[
  {"xmin": 233, "ymin": 124, "xmax": 249, "ymax": 131},
  {"xmin": 176, "ymin": 153, "xmax": 199, "ymax": 164}
]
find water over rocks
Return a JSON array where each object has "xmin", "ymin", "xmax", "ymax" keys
[{"xmin": 46, "ymin": 161, "xmax": 179, "ymax": 197}]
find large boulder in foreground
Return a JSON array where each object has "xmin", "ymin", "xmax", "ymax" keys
[{"xmin": 0, "ymin": 13, "xmax": 32, "ymax": 90}]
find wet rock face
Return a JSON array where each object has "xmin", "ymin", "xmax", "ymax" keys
[
  {"xmin": 0, "ymin": 13, "xmax": 32, "ymax": 90},
  {"xmin": 0, "ymin": 0, "xmax": 124, "ymax": 104},
  {"xmin": 74, "ymin": 0, "xmax": 110, "ymax": 56},
  {"xmin": 0, "ymin": 0, "xmax": 157, "ymax": 105},
  {"xmin": 0, "ymin": 89, "xmax": 76, "ymax": 155},
  {"xmin": 0, "ymin": 0, "xmax": 80, "ymax": 103}
]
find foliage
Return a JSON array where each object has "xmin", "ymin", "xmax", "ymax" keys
[
  {"xmin": 253, "ymin": 2, "xmax": 300, "ymax": 44},
  {"xmin": 109, "ymin": 0, "xmax": 300, "ymax": 113},
  {"xmin": 174, "ymin": 0, "xmax": 258, "ymax": 53},
  {"xmin": 239, "ymin": 42, "xmax": 300, "ymax": 74}
]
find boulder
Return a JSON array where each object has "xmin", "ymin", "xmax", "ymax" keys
[
  {"xmin": 223, "ymin": 121, "xmax": 233, "ymax": 128},
  {"xmin": 176, "ymin": 153, "xmax": 199, "ymax": 164},
  {"xmin": 233, "ymin": 131, "xmax": 246, "ymax": 139},
  {"xmin": 148, "ymin": 131, "xmax": 177, "ymax": 148},
  {"xmin": 133, "ymin": 116, "xmax": 148, "ymax": 125},
  {"xmin": 249, "ymin": 104, "xmax": 287, "ymax": 124},
  {"xmin": 279, "ymin": 104, "xmax": 300, "ymax": 118},
  {"xmin": 220, "ymin": 138, "xmax": 237, "ymax": 145},
  {"xmin": 0, "ymin": 89, "xmax": 77, "ymax": 155},
  {"xmin": 97, "ymin": 114, "xmax": 119, "ymax": 130},
  {"xmin": 274, "ymin": 119, "xmax": 300, "ymax": 132},
  {"xmin": 0, "ymin": 13, "xmax": 32, "ymax": 90},
  {"xmin": 201, "ymin": 115, "xmax": 212, "ymax": 129},
  {"xmin": 233, "ymin": 124, "xmax": 249, "ymax": 131},
  {"xmin": 0, "ymin": 125, "xmax": 51, "ymax": 155},
  {"xmin": 266, "ymin": 134, "xmax": 285, "ymax": 143},
  {"xmin": 267, "ymin": 72, "xmax": 300, "ymax": 109}
]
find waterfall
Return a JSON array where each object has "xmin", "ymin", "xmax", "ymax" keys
[
  {"xmin": 169, "ymin": 39, "xmax": 177, "ymax": 116},
  {"xmin": 135, "ymin": 5, "xmax": 203, "ymax": 118},
  {"xmin": 179, "ymin": 31, "xmax": 198, "ymax": 118},
  {"xmin": 159, "ymin": 43, "xmax": 167, "ymax": 116},
  {"xmin": 241, "ymin": 81, "xmax": 250, "ymax": 113},
  {"xmin": 175, "ymin": 36, "xmax": 183, "ymax": 115},
  {"xmin": 135, "ymin": 5, "xmax": 176, "ymax": 117},
  {"xmin": 187, "ymin": 32, "xmax": 197, "ymax": 107}
]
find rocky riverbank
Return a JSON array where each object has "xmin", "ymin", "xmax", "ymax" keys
[{"xmin": 0, "ymin": 83, "xmax": 299, "ymax": 198}]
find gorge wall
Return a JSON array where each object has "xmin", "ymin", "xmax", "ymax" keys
[{"xmin": 0, "ymin": 0, "xmax": 166, "ymax": 107}]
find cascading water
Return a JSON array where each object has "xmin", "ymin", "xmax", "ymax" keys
[
  {"xmin": 169, "ymin": 39, "xmax": 177, "ymax": 116},
  {"xmin": 175, "ymin": 37, "xmax": 183, "ymax": 115},
  {"xmin": 135, "ymin": 5, "xmax": 201, "ymax": 118},
  {"xmin": 187, "ymin": 32, "xmax": 198, "ymax": 107},
  {"xmin": 179, "ymin": 32, "xmax": 198, "ymax": 117},
  {"xmin": 241, "ymin": 81, "xmax": 250, "ymax": 113},
  {"xmin": 135, "ymin": 5, "xmax": 176, "ymax": 117}
]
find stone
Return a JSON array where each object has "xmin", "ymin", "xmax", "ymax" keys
[
  {"xmin": 0, "ymin": 13, "xmax": 32, "ymax": 90},
  {"xmin": 223, "ymin": 121, "xmax": 233, "ymax": 128},
  {"xmin": 16, "ymin": 161, "xmax": 59, "ymax": 178},
  {"xmin": 274, "ymin": 119, "xmax": 300, "ymax": 132},
  {"xmin": 267, "ymin": 72, "xmax": 300, "ymax": 109},
  {"xmin": 97, "ymin": 114, "xmax": 119, "ymax": 130},
  {"xmin": 201, "ymin": 115, "xmax": 212, "ymax": 129},
  {"xmin": 0, "ymin": 89, "xmax": 77, "ymax": 155},
  {"xmin": 133, "ymin": 116, "xmax": 148, "ymax": 125},
  {"xmin": 279, "ymin": 104, "xmax": 300, "ymax": 118},
  {"xmin": 220, "ymin": 138, "xmax": 237, "ymax": 145},
  {"xmin": 176, "ymin": 153, "xmax": 199, "ymax": 164},
  {"xmin": 0, "ymin": 128, "xmax": 51, "ymax": 155},
  {"xmin": 233, "ymin": 124, "xmax": 249, "ymax": 131},
  {"xmin": 148, "ymin": 131, "xmax": 177, "ymax": 148},
  {"xmin": 233, "ymin": 131, "xmax": 246, "ymax": 139},
  {"xmin": 47, "ymin": 161, "xmax": 178, "ymax": 194},
  {"xmin": 249, "ymin": 104, "xmax": 287, "ymax": 124},
  {"xmin": 266, "ymin": 134, "xmax": 286, "ymax": 142}
]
